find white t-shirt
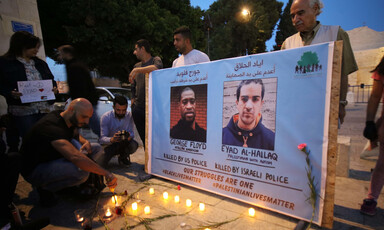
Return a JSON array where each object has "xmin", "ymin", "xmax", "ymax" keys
[{"xmin": 172, "ymin": 49, "xmax": 210, "ymax": 68}]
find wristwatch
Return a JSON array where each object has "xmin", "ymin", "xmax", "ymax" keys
[{"xmin": 340, "ymin": 100, "xmax": 348, "ymax": 106}]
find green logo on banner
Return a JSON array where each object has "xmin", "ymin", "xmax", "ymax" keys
[{"xmin": 296, "ymin": 51, "xmax": 322, "ymax": 74}]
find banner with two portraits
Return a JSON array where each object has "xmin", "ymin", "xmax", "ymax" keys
[{"xmin": 148, "ymin": 42, "xmax": 334, "ymax": 224}]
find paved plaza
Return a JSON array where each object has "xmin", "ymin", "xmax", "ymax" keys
[{"xmin": 11, "ymin": 103, "xmax": 384, "ymax": 229}]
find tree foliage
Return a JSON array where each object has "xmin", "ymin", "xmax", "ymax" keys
[
  {"xmin": 37, "ymin": 0, "xmax": 206, "ymax": 82},
  {"xmin": 206, "ymin": 0, "xmax": 282, "ymax": 60},
  {"xmin": 273, "ymin": 0, "xmax": 296, "ymax": 50}
]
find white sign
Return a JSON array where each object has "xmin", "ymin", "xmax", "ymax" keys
[{"xmin": 18, "ymin": 80, "xmax": 55, "ymax": 103}]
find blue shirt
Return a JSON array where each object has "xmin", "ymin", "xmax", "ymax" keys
[{"xmin": 100, "ymin": 110, "xmax": 135, "ymax": 144}]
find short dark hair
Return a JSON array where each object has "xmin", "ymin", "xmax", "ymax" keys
[
  {"xmin": 173, "ymin": 26, "xmax": 191, "ymax": 40},
  {"xmin": 59, "ymin": 45, "xmax": 75, "ymax": 57},
  {"xmin": 136, "ymin": 39, "xmax": 151, "ymax": 53},
  {"xmin": 113, "ymin": 95, "xmax": 128, "ymax": 106},
  {"xmin": 3, "ymin": 31, "xmax": 40, "ymax": 58},
  {"xmin": 236, "ymin": 79, "xmax": 265, "ymax": 101},
  {"xmin": 178, "ymin": 87, "xmax": 195, "ymax": 102}
]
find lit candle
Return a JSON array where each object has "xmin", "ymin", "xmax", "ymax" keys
[
  {"xmin": 74, "ymin": 209, "xmax": 85, "ymax": 223},
  {"xmin": 174, "ymin": 195, "xmax": 180, "ymax": 203},
  {"xmin": 163, "ymin": 192, "xmax": 169, "ymax": 200},
  {"xmin": 144, "ymin": 206, "xmax": 150, "ymax": 214},
  {"xmin": 132, "ymin": 202, "xmax": 138, "ymax": 211},
  {"xmin": 149, "ymin": 188, "xmax": 155, "ymax": 195},
  {"xmin": 199, "ymin": 202, "xmax": 205, "ymax": 211},
  {"xmin": 248, "ymin": 208, "xmax": 256, "ymax": 217},
  {"xmin": 112, "ymin": 195, "xmax": 119, "ymax": 206},
  {"xmin": 104, "ymin": 207, "xmax": 112, "ymax": 218},
  {"xmin": 186, "ymin": 199, "xmax": 192, "ymax": 207},
  {"xmin": 75, "ymin": 215, "xmax": 84, "ymax": 223}
]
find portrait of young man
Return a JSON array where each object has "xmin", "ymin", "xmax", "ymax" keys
[
  {"xmin": 222, "ymin": 79, "xmax": 276, "ymax": 150},
  {"xmin": 170, "ymin": 85, "xmax": 207, "ymax": 142}
]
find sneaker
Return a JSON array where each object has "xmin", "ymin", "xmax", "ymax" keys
[
  {"xmin": 118, "ymin": 155, "xmax": 131, "ymax": 166},
  {"xmin": 360, "ymin": 198, "xmax": 377, "ymax": 216}
]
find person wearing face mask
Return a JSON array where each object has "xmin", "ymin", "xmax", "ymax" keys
[
  {"xmin": 281, "ymin": 0, "xmax": 358, "ymax": 125},
  {"xmin": 222, "ymin": 79, "xmax": 275, "ymax": 150},
  {"xmin": 0, "ymin": 31, "xmax": 58, "ymax": 152},
  {"xmin": 100, "ymin": 95, "xmax": 138, "ymax": 166}
]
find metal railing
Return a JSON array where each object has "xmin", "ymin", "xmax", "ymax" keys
[{"xmin": 348, "ymin": 84, "xmax": 372, "ymax": 103}]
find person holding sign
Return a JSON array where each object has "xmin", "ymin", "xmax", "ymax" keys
[
  {"xmin": 170, "ymin": 87, "xmax": 206, "ymax": 142},
  {"xmin": 20, "ymin": 98, "xmax": 117, "ymax": 207},
  {"xmin": 361, "ymin": 56, "xmax": 384, "ymax": 216},
  {"xmin": 100, "ymin": 95, "xmax": 138, "ymax": 166},
  {"xmin": 0, "ymin": 31, "xmax": 57, "ymax": 152},
  {"xmin": 222, "ymin": 79, "xmax": 275, "ymax": 150},
  {"xmin": 172, "ymin": 26, "xmax": 210, "ymax": 67},
  {"xmin": 281, "ymin": 0, "xmax": 357, "ymax": 124}
]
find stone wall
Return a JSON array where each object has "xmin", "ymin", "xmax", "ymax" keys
[
  {"xmin": 349, "ymin": 47, "xmax": 384, "ymax": 86},
  {"xmin": 0, "ymin": 0, "xmax": 45, "ymax": 59}
]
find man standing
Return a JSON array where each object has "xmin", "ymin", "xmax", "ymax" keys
[
  {"xmin": 56, "ymin": 45, "xmax": 100, "ymax": 135},
  {"xmin": 20, "ymin": 98, "xmax": 117, "ymax": 206},
  {"xmin": 172, "ymin": 26, "xmax": 210, "ymax": 67},
  {"xmin": 281, "ymin": 0, "xmax": 358, "ymax": 124},
  {"xmin": 222, "ymin": 79, "xmax": 275, "ymax": 150},
  {"xmin": 129, "ymin": 39, "xmax": 163, "ymax": 148},
  {"xmin": 100, "ymin": 95, "xmax": 138, "ymax": 166},
  {"xmin": 170, "ymin": 87, "xmax": 206, "ymax": 142}
]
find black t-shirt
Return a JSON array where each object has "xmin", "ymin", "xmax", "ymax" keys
[{"xmin": 20, "ymin": 110, "xmax": 76, "ymax": 176}]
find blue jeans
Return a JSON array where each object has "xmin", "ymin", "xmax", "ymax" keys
[{"xmin": 25, "ymin": 142, "xmax": 104, "ymax": 192}]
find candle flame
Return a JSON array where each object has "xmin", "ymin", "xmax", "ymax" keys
[
  {"xmin": 132, "ymin": 202, "xmax": 138, "ymax": 211},
  {"xmin": 105, "ymin": 208, "xmax": 112, "ymax": 217},
  {"xmin": 248, "ymin": 208, "xmax": 256, "ymax": 217},
  {"xmin": 199, "ymin": 203, "xmax": 205, "ymax": 211},
  {"xmin": 76, "ymin": 215, "xmax": 84, "ymax": 222},
  {"xmin": 186, "ymin": 199, "xmax": 192, "ymax": 207}
]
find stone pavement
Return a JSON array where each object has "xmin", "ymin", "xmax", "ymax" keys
[{"xmin": 11, "ymin": 103, "xmax": 384, "ymax": 229}]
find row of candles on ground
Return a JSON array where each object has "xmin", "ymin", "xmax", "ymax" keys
[
  {"xmin": 105, "ymin": 187, "xmax": 257, "ymax": 218},
  {"xmin": 76, "ymin": 187, "xmax": 257, "ymax": 223}
]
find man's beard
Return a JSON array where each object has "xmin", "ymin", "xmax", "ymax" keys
[
  {"xmin": 69, "ymin": 112, "xmax": 83, "ymax": 128},
  {"xmin": 115, "ymin": 112, "xmax": 125, "ymax": 119}
]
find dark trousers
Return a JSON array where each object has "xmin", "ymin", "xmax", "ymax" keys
[
  {"xmin": 132, "ymin": 106, "xmax": 145, "ymax": 148},
  {"xmin": 6, "ymin": 113, "xmax": 45, "ymax": 152},
  {"xmin": 0, "ymin": 151, "xmax": 21, "ymax": 223},
  {"xmin": 103, "ymin": 140, "xmax": 138, "ymax": 166}
]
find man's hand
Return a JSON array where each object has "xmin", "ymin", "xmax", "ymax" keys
[
  {"xmin": 80, "ymin": 141, "xmax": 92, "ymax": 154},
  {"xmin": 129, "ymin": 69, "xmax": 139, "ymax": 83},
  {"xmin": 339, "ymin": 104, "xmax": 346, "ymax": 124},
  {"xmin": 105, "ymin": 172, "xmax": 117, "ymax": 189},
  {"xmin": 111, "ymin": 132, "xmax": 122, "ymax": 143},
  {"xmin": 363, "ymin": 121, "xmax": 378, "ymax": 141}
]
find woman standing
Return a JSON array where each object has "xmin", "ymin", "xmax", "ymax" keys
[{"xmin": 0, "ymin": 31, "xmax": 57, "ymax": 151}]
